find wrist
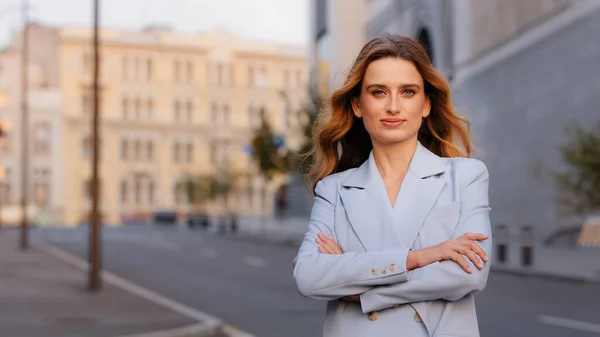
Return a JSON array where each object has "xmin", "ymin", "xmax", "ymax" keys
[{"xmin": 406, "ymin": 249, "xmax": 422, "ymax": 271}]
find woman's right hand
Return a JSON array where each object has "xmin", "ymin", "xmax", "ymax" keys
[{"xmin": 408, "ymin": 233, "xmax": 489, "ymax": 273}]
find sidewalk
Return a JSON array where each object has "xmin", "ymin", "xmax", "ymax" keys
[{"xmin": 0, "ymin": 229, "xmax": 230, "ymax": 337}]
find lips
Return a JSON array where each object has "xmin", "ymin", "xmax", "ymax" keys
[{"xmin": 381, "ymin": 118, "xmax": 406, "ymax": 127}]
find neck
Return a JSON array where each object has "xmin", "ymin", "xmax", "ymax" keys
[{"xmin": 372, "ymin": 138, "xmax": 418, "ymax": 180}]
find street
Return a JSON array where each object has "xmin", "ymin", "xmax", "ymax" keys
[{"xmin": 38, "ymin": 225, "xmax": 600, "ymax": 337}]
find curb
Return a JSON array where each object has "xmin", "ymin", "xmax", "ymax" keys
[
  {"xmin": 490, "ymin": 266, "xmax": 600, "ymax": 284},
  {"xmin": 34, "ymin": 241, "xmax": 255, "ymax": 337}
]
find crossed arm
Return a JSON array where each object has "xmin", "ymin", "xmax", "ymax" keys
[{"xmin": 292, "ymin": 161, "xmax": 492, "ymax": 313}]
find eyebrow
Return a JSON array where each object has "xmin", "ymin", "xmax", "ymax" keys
[{"xmin": 365, "ymin": 83, "xmax": 421, "ymax": 91}]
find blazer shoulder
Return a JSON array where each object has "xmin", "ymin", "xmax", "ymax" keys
[
  {"xmin": 315, "ymin": 168, "xmax": 356, "ymax": 196},
  {"xmin": 445, "ymin": 157, "xmax": 489, "ymax": 189}
]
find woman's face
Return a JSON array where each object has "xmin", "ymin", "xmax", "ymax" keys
[{"xmin": 352, "ymin": 57, "xmax": 430, "ymax": 147}]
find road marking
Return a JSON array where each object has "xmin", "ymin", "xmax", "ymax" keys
[
  {"xmin": 117, "ymin": 323, "xmax": 216, "ymax": 337},
  {"xmin": 34, "ymin": 241, "xmax": 254, "ymax": 337},
  {"xmin": 539, "ymin": 315, "xmax": 600, "ymax": 334},
  {"xmin": 243, "ymin": 256, "xmax": 266, "ymax": 268}
]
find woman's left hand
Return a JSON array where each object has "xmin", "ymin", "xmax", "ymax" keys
[{"xmin": 316, "ymin": 233, "xmax": 343, "ymax": 255}]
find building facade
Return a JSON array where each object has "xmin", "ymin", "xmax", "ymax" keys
[
  {"xmin": 310, "ymin": 0, "xmax": 600, "ymax": 238},
  {"xmin": 0, "ymin": 23, "xmax": 307, "ymax": 226}
]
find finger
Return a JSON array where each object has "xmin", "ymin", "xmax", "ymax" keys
[
  {"xmin": 326, "ymin": 237, "xmax": 343, "ymax": 254},
  {"xmin": 461, "ymin": 233, "xmax": 489, "ymax": 241},
  {"xmin": 450, "ymin": 252, "xmax": 472, "ymax": 273},
  {"xmin": 469, "ymin": 242, "xmax": 488, "ymax": 262},
  {"xmin": 459, "ymin": 246, "xmax": 483, "ymax": 270},
  {"xmin": 323, "ymin": 236, "xmax": 343, "ymax": 254}
]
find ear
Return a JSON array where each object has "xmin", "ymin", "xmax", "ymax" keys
[
  {"xmin": 351, "ymin": 97, "xmax": 362, "ymax": 118},
  {"xmin": 422, "ymin": 97, "xmax": 431, "ymax": 118}
]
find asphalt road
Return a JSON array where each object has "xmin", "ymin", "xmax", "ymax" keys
[{"xmin": 38, "ymin": 225, "xmax": 600, "ymax": 337}]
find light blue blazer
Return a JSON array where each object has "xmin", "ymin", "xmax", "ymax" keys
[{"xmin": 293, "ymin": 142, "xmax": 492, "ymax": 337}]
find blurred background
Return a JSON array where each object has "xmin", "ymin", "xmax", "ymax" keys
[{"xmin": 0, "ymin": 0, "xmax": 599, "ymax": 336}]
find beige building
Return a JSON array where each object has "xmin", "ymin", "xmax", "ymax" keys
[{"xmin": 0, "ymin": 23, "xmax": 307, "ymax": 226}]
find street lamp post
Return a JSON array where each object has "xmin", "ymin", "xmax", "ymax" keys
[
  {"xmin": 19, "ymin": 0, "xmax": 29, "ymax": 250},
  {"xmin": 89, "ymin": 0, "xmax": 102, "ymax": 291}
]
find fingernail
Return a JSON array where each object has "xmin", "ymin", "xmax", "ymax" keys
[
  {"xmin": 483, "ymin": 256, "xmax": 489, "ymax": 262},
  {"xmin": 467, "ymin": 268, "xmax": 472, "ymax": 273}
]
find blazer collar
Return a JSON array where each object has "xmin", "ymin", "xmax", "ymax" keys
[{"xmin": 342, "ymin": 141, "xmax": 446, "ymax": 189}]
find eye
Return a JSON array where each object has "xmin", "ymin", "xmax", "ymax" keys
[
  {"xmin": 372, "ymin": 90, "xmax": 385, "ymax": 97},
  {"xmin": 402, "ymin": 90, "xmax": 415, "ymax": 97}
]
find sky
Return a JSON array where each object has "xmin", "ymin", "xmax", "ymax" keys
[{"xmin": 0, "ymin": 0, "xmax": 309, "ymax": 48}]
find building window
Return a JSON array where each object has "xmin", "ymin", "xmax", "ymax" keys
[
  {"xmin": 148, "ymin": 181, "xmax": 155, "ymax": 204},
  {"xmin": 296, "ymin": 70, "xmax": 302, "ymax": 86},
  {"xmin": 83, "ymin": 53, "xmax": 91, "ymax": 72},
  {"xmin": 174, "ymin": 61, "xmax": 180, "ymax": 83},
  {"xmin": 229, "ymin": 65, "xmax": 235, "ymax": 86},
  {"xmin": 147, "ymin": 99, "xmax": 154, "ymax": 120},
  {"xmin": 134, "ymin": 179, "xmax": 141, "ymax": 204},
  {"xmin": 121, "ymin": 139, "xmax": 128, "ymax": 160},
  {"xmin": 258, "ymin": 67, "xmax": 267, "ymax": 87},
  {"xmin": 187, "ymin": 61, "xmax": 193, "ymax": 83},
  {"xmin": 84, "ymin": 180, "xmax": 91, "ymax": 200},
  {"xmin": 82, "ymin": 93, "xmax": 90, "ymax": 114},
  {"xmin": 122, "ymin": 97, "xmax": 129, "ymax": 120},
  {"xmin": 134, "ymin": 58, "xmax": 140, "ymax": 81},
  {"xmin": 284, "ymin": 69, "xmax": 289, "ymax": 88},
  {"xmin": 217, "ymin": 64, "xmax": 223, "ymax": 86},
  {"xmin": 223, "ymin": 104, "xmax": 229, "ymax": 125},
  {"xmin": 134, "ymin": 140, "xmax": 141, "ymax": 161},
  {"xmin": 120, "ymin": 180, "xmax": 128, "ymax": 203},
  {"xmin": 174, "ymin": 100, "xmax": 181, "ymax": 122},
  {"xmin": 209, "ymin": 141, "xmax": 217, "ymax": 164},
  {"xmin": 211, "ymin": 103, "xmax": 218, "ymax": 123},
  {"xmin": 173, "ymin": 142, "xmax": 180, "ymax": 163},
  {"xmin": 248, "ymin": 66, "xmax": 254, "ymax": 87},
  {"xmin": 147, "ymin": 141, "xmax": 154, "ymax": 161},
  {"xmin": 186, "ymin": 143, "xmax": 193, "ymax": 163},
  {"xmin": 82, "ymin": 137, "xmax": 92, "ymax": 159},
  {"xmin": 246, "ymin": 178, "xmax": 253, "ymax": 207},
  {"xmin": 186, "ymin": 101, "xmax": 193, "ymax": 123},
  {"xmin": 285, "ymin": 102, "xmax": 292, "ymax": 128},
  {"xmin": 122, "ymin": 57, "xmax": 128, "ymax": 80},
  {"xmin": 135, "ymin": 98, "xmax": 141, "ymax": 121},
  {"xmin": 33, "ymin": 122, "xmax": 51, "ymax": 155},
  {"xmin": 147, "ymin": 59, "xmax": 153, "ymax": 81},
  {"xmin": 417, "ymin": 28, "xmax": 434, "ymax": 63},
  {"xmin": 34, "ymin": 183, "xmax": 49, "ymax": 206}
]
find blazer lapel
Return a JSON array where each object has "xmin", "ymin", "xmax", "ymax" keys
[
  {"xmin": 339, "ymin": 152, "xmax": 385, "ymax": 252},
  {"xmin": 339, "ymin": 143, "xmax": 447, "ymax": 252},
  {"xmin": 394, "ymin": 142, "xmax": 447, "ymax": 248}
]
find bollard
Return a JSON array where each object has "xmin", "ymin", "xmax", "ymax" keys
[
  {"xmin": 495, "ymin": 225, "xmax": 509, "ymax": 263},
  {"xmin": 230, "ymin": 215, "xmax": 238, "ymax": 233},
  {"xmin": 521, "ymin": 226, "xmax": 534, "ymax": 267}
]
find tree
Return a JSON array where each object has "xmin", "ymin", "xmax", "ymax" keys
[
  {"xmin": 250, "ymin": 107, "xmax": 292, "ymax": 180},
  {"xmin": 184, "ymin": 170, "xmax": 238, "ymax": 211},
  {"xmin": 294, "ymin": 88, "xmax": 322, "ymax": 175},
  {"xmin": 553, "ymin": 120, "xmax": 600, "ymax": 215}
]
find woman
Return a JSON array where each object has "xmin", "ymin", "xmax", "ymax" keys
[{"xmin": 293, "ymin": 35, "xmax": 492, "ymax": 337}]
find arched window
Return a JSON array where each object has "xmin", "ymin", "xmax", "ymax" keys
[{"xmin": 417, "ymin": 28, "xmax": 434, "ymax": 64}]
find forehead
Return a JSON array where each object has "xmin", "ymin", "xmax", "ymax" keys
[{"xmin": 363, "ymin": 57, "xmax": 423, "ymax": 86}]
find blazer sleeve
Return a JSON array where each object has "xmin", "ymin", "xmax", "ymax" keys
[
  {"xmin": 293, "ymin": 178, "xmax": 412, "ymax": 301},
  {"xmin": 359, "ymin": 160, "xmax": 492, "ymax": 314}
]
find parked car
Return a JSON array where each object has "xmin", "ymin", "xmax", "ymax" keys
[
  {"xmin": 153, "ymin": 211, "xmax": 178, "ymax": 225},
  {"xmin": 186, "ymin": 212, "xmax": 211, "ymax": 230}
]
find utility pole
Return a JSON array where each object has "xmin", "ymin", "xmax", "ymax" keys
[
  {"xmin": 19, "ymin": 0, "xmax": 29, "ymax": 250},
  {"xmin": 89, "ymin": 0, "xmax": 102, "ymax": 291}
]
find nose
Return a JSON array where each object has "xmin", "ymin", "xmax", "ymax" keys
[{"xmin": 386, "ymin": 95, "xmax": 400, "ymax": 114}]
